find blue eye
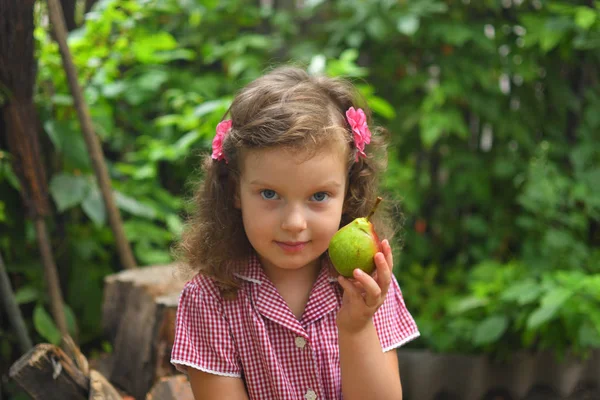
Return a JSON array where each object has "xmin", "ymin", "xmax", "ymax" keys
[
  {"xmin": 311, "ymin": 192, "xmax": 329, "ymax": 202},
  {"xmin": 260, "ymin": 190, "xmax": 279, "ymax": 200}
]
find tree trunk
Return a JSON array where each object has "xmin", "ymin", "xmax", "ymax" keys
[
  {"xmin": 60, "ymin": 0, "xmax": 77, "ymax": 31},
  {"xmin": 0, "ymin": 0, "xmax": 71, "ymax": 338},
  {"xmin": 85, "ymin": 0, "xmax": 98, "ymax": 13},
  {"xmin": 0, "ymin": 0, "xmax": 50, "ymax": 219}
]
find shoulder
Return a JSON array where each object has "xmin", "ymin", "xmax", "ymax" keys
[
  {"xmin": 179, "ymin": 274, "xmax": 225, "ymax": 308},
  {"xmin": 183, "ymin": 273, "xmax": 251, "ymax": 306}
]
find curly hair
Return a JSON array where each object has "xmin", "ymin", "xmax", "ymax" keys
[{"xmin": 175, "ymin": 66, "xmax": 396, "ymax": 297}]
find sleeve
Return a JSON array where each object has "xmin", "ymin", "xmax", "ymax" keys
[
  {"xmin": 373, "ymin": 275, "xmax": 420, "ymax": 352},
  {"xmin": 170, "ymin": 281, "xmax": 242, "ymax": 377}
]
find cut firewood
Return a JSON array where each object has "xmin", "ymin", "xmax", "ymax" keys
[
  {"xmin": 102, "ymin": 264, "xmax": 186, "ymax": 399},
  {"xmin": 89, "ymin": 369, "xmax": 122, "ymax": 400},
  {"xmin": 9, "ymin": 343, "xmax": 124, "ymax": 400},
  {"xmin": 145, "ymin": 375, "xmax": 194, "ymax": 400},
  {"xmin": 9, "ymin": 343, "xmax": 89, "ymax": 400}
]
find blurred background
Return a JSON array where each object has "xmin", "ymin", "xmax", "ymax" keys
[{"xmin": 1, "ymin": 0, "xmax": 599, "ymax": 398}]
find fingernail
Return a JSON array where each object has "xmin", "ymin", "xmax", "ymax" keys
[{"xmin": 354, "ymin": 269, "xmax": 363, "ymax": 276}]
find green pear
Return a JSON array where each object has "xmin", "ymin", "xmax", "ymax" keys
[{"xmin": 328, "ymin": 197, "xmax": 382, "ymax": 277}]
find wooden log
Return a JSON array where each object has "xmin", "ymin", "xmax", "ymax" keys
[
  {"xmin": 89, "ymin": 370, "xmax": 123, "ymax": 400},
  {"xmin": 9, "ymin": 343, "xmax": 124, "ymax": 400},
  {"xmin": 9, "ymin": 343, "xmax": 89, "ymax": 400},
  {"xmin": 145, "ymin": 375, "xmax": 193, "ymax": 400},
  {"xmin": 102, "ymin": 264, "xmax": 186, "ymax": 400}
]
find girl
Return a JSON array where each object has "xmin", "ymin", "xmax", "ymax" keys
[{"xmin": 171, "ymin": 66, "xmax": 419, "ymax": 400}]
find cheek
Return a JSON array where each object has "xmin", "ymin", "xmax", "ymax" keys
[
  {"xmin": 312, "ymin": 206, "xmax": 344, "ymax": 238},
  {"xmin": 241, "ymin": 201, "xmax": 276, "ymax": 237}
]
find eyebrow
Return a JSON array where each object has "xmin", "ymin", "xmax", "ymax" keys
[{"xmin": 249, "ymin": 180, "xmax": 343, "ymax": 189}]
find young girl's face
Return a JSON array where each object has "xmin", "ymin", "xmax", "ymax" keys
[{"xmin": 236, "ymin": 144, "xmax": 348, "ymax": 277}]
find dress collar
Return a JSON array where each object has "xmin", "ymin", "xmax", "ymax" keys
[
  {"xmin": 233, "ymin": 253, "xmax": 338, "ymax": 285},
  {"xmin": 234, "ymin": 253, "xmax": 340, "ymax": 332}
]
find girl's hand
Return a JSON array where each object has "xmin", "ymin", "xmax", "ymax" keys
[{"xmin": 336, "ymin": 239, "xmax": 393, "ymax": 334}]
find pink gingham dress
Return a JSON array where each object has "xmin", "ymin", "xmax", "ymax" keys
[{"xmin": 171, "ymin": 254, "xmax": 419, "ymax": 400}]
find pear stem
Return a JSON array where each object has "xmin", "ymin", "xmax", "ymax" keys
[{"xmin": 366, "ymin": 197, "xmax": 383, "ymax": 221}]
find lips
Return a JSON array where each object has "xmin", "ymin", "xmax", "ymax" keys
[{"xmin": 275, "ymin": 241, "xmax": 308, "ymax": 252}]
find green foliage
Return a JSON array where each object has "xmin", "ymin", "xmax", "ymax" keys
[
  {"xmin": 401, "ymin": 261, "xmax": 600, "ymax": 357},
  {"xmin": 1, "ymin": 0, "xmax": 599, "ymax": 363}
]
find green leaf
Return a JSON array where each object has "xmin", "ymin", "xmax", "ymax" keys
[
  {"xmin": 166, "ymin": 213, "xmax": 183, "ymax": 236},
  {"xmin": 14, "ymin": 286, "xmax": 39, "ymax": 304},
  {"xmin": 132, "ymin": 32, "xmax": 178, "ymax": 63},
  {"xmin": 174, "ymin": 130, "xmax": 201, "ymax": 153},
  {"xmin": 420, "ymin": 122, "xmax": 443, "ymax": 148},
  {"xmin": 473, "ymin": 315, "xmax": 508, "ymax": 345},
  {"xmin": 82, "ymin": 183, "xmax": 106, "ymax": 227},
  {"xmin": 449, "ymin": 296, "xmax": 488, "ymax": 315},
  {"xmin": 194, "ymin": 100, "xmax": 229, "ymax": 118},
  {"xmin": 397, "ymin": 15, "xmax": 420, "ymax": 36},
  {"xmin": 366, "ymin": 96, "xmax": 396, "ymax": 120},
  {"xmin": 49, "ymin": 173, "xmax": 90, "ymax": 211},
  {"xmin": 500, "ymin": 280, "xmax": 543, "ymax": 305},
  {"xmin": 527, "ymin": 287, "xmax": 573, "ymax": 329},
  {"xmin": 44, "ymin": 121, "xmax": 91, "ymax": 170},
  {"xmin": 540, "ymin": 21, "xmax": 568, "ymax": 53},
  {"xmin": 0, "ymin": 160, "xmax": 21, "ymax": 190},
  {"xmin": 134, "ymin": 241, "xmax": 172, "ymax": 265},
  {"xmin": 33, "ymin": 305, "xmax": 61, "ymax": 345},
  {"xmin": 114, "ymin": 191, "xmax": 157, "ymax": 219},
  {"xmin": 575, "ymin": 7, "xmax": 597, "ymax": 30}
]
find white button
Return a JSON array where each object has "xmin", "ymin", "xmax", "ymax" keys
[
  {"xmin": 295, "ymin": 336, "xmax": 307, "ymax": 349},
  {"xmin": 304, "ymin": 389, "xmax": 317, "ymax": 400}
]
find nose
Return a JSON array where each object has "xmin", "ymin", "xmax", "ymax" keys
[{"xmin": 281, "ymin": 204, "xmax": 307, "ymax": 232}]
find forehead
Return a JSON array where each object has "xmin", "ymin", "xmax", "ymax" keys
[{"xmin": 240, "ymin": 145, "xmax": 347, "ymax": 189}]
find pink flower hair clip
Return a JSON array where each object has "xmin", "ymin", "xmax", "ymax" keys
[
  {"xmin": 212, "ymin": 119, "xmax": 232, "ymax": 163},
  {"xmin": 345, "ymin": 107, "xmax": 372, "ymax": 161}
]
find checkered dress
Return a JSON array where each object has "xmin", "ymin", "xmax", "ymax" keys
[{"xmin": 171, "ymin": 254, "xmax": 419, "ymax": 400}]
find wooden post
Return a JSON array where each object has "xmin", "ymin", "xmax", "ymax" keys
[{"xmin": 46, "ymin": 0, "xmax": 137, "ymax": 270}]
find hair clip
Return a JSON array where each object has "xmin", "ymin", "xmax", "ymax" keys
[
  {"xmin": 346, "ymin": 107, "xmax": 371, "ymax": 161},
  {"xmin": 212, "ymin": 120, "xmax": 232, "ymax": 163}
]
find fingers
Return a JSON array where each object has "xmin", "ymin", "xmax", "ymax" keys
[
  {"xmin": 338, "ymin": 240, "xmax": 395, "ymax": 309},
  {"xmin": 337, "ymin": 275, "xmax": 363, "ymax": 303},
  {"xmin": 374, "ymin": 253, "xmax": 391, "ymax": 299},
  {"xmin": 382, "ymin": 239, "xmax": 393, "ymax": 273},
  {"xmin": 352, "ymin": 269, "xmax": 382, "ymax": 308}
]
